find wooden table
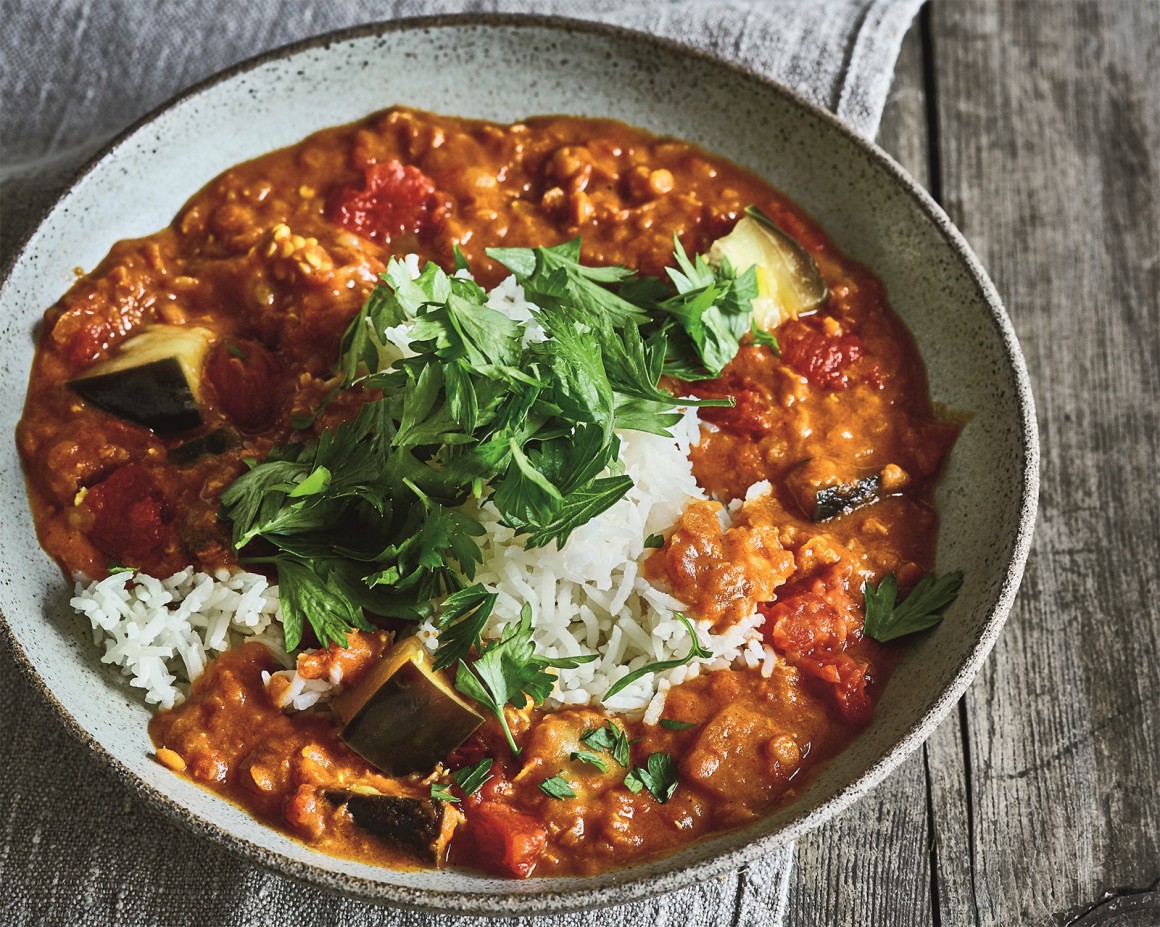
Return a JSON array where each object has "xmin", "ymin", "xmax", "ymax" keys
[
  {"xmin": 2, "ymin": 3, "xmax": 1155, "ymax": 925},
  {"xmin": 781, "ymin": 3, "xmax": 1160, "ymax": 924}
]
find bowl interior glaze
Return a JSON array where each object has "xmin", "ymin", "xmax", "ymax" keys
[{"xmin": 0, "ymin": 16, "xmax": 1037, "ymax": 916}]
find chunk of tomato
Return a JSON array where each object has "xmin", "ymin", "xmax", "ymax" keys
[
  {"xmin": 326, "ymin": 160, "xmax": 441, "ymax": 244},
  {"xmin": 204, "ymin": 338, "xmax": 282, "ymax": 433},
  {"xmin": 84, "ymin": 463, "xmax": 172, "ymax": 566},
  {"xmin": 453, "ymin": 801, "xmax": 548, "ymax": 879},
  {"xmin": 760, "ymin": 577, "xmax": 874, "ymax": 726},
  {"xmin": 779, "ymin": 319, "xmax": 864, "ymax": 389}
]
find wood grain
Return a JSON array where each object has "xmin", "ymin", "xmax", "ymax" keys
[
  {"xmin": 786, "ymin": 21, "xmax": 939, "ymax": 926},
  {"xmin": 929, "ymin": 2, "xmax": 1160, "ymax": 924},
  {"xmin": 791, "ymin": 3, "xmax": 1160, "ymax": 924}
]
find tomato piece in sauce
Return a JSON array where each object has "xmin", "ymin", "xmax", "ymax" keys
[
  {"xmin": 779, "ymin": 318, "xmax": 865, "ymax": 389},
  {"xmin": 326, "ymin": 160, "xmax": 442, "ymax": 244},
  {"xmin": 760, "ymin": 572, "xmax": 874, "ymax": 725},
  {"xmin": 696, "ymin": 383, "xmax": 777, "ymax": 438},
  {"xmin": 204, "ymin": 339, "xmax": 282, "ymax": 433},
  {"xmin": 84, "ymin": 463, "xmax": 173, "ymax": 565},
  {"xmin": 453, "ymin": 801, "xmax": 548, "ymax": 879}
]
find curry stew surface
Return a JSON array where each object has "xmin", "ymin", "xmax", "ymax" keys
[{"xmin": 17, "ymin": 108, "xmax": 957, "ymax": 877}]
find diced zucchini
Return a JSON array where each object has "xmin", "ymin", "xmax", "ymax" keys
[
  {"xmin": 335, "ymin": 636, "xmax": 484, "ymax": 776},
  {"xmin": 324, "ymin": 788, "xmax": 461, "ymax": 864},
  {"xmin": 69, "ymin": 325, "xmax": 211, "ymax": 434},
  {"xmin": 709, "ymin": 208, "xmax": 827, "ymax": 331}
]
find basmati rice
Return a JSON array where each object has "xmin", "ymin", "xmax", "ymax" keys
[{"xmin": 71, "ymin": 568, "xmax": 286, "ymax": 710}]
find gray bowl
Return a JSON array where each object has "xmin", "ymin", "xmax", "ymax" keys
[{"xmin": 0, "ymin": 14, "xmax": 1038, "ymax": 917}]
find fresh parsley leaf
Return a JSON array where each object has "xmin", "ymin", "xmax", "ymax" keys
[
  {"xmin": 287, "ymin": 465, "xmax": 331, "ymax": 498},
  {"xmin": 454, "ymin": 605, "xmax": 596, "ymax": 754},
  {"xmin": 643, "ymin": 533, "xmax": 664, "ymax": 549},
  {"xmin": 569, "ymin": 750, "xmax": 609, "ymax": 773},
  {"xmin": 749, "ymin": 322, "xmax": 779, "ymax": 351},
  {"xmin": 624, "ymin": 752, "xmax": 679, "ymax": 802},
  {"xmin": 452, "ymin": 244, "xmax": 471, "ymax": 273},
  {"xmin": 431, "ymin": 782, "xmax": 459, "ymax": 803},
  {"xmin": 521, "ymin": 476, "xmax": 634, "ymax": 550},
  {"xmin": 603, "ymin": 614, "xmax": 712, "ymax": 700},
  {"xmin": 488, "ymin": 239, "xmax": 648, "ymax": 327},
  {"xmin": 659, "ymin": 718, "xmax": 698, "ymax": 731},
  {"xmin": 862, "ymin": 571, "xmax": 964, "ymax": 642},
  {"xmin": 657, "ymin": 236, "xmax": 758, "ymax": 376},
  {"xmin": 580, "ymin": 721, "xmax": 631, "ymax": 768},
  {"xmin": 452, "ymin": 758, "xmax": 493, "ymax": 796},
  {"xmin": 433, "ymin": 584, "xmax": 498, "ymax": 670},
  {"xmin": 106, "ymin": 561, "xmax": 137, "ymax": 575},
  {"xmin": 540, "ymin": 773, "xmax": 576, "ymax": 800},
  {"xmin": 336, "ymin": 273, "xmax": 409, "ymax": 384},
  {"xmin": 275, "ymin": 555, "xmax": 375, "ymax": 651}
]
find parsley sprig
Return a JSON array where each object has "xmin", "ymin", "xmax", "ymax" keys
[
  {"xmin": 602, "ymin": 614, "xmax": 712, "ymax": 700},
  {"xmin": 453, "ymin": 604, "xmax": 597, "ymax": 755},
  {"xmin": 862, "ymin": 571, "xmax": 964, "ymax": 642},
  {"xmin": 452, "ymin": 758, "xmax": 493, "ymax": 796},
  {"xmin": 581, "ymin": 721, "xmax": 632, "ymax": 768},
  {"xmin": 624, "ymin": 752, "xmax": 679, "ymax": 802},
  {"xmin": 221, "ymin": 238, "xmax": 761, "ymax": 653}
]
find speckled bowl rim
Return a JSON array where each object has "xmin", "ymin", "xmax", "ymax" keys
[{"xmin": 0, "ymin": 12, "xmax": 1039, "ymax": 917}]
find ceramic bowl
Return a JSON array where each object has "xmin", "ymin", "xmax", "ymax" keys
[{"xmin": 0, "ymin": 14, "xmax": 1038, "ymax": 916}]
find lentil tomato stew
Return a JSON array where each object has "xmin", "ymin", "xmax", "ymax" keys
[{"xmin": 17, "ymin": 107, "xmax": 962, "ymax": 878}]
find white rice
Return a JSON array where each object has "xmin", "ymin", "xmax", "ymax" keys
[
  {"xmin": 418, "ymin": 410, "xmax": 777, "ymax": 723},
  {"xmin": 262, "ymin": 665, "xmax": 340, "ymax": 713},
  {"xmin": 287, "ymin": 266, "xmax": 779, "ymax": 722},
  {"xmin": 71, "ymin": 263, "xmax": 779, "ymax": 721},
  {"xmin": 70, "ymin": 568, "xmax": 286, "ymax": 710}
]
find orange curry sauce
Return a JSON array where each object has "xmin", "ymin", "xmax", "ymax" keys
[{"xmin": 16, "ymin": 108, "xmax": 958, "ymax": 877}]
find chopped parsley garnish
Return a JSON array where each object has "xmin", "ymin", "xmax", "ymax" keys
[
  {"xmin": 225, "ymin": 341, "xmax": 247, "ymax": 360},
  {"xmin": 624, "ymin": 752, "xmax": 679, "ymax": 802},
  {"xmin": 431, "ymin": 584, "xmax": 497, "ymax": 671},
  {"xmin": 220, "ymin": 237, "xmax": 761, "ymax": 652},
  {"xmin": 659, "ymin": 718, "xmax": 699, "ymax": 731},
  {"xmin": 581, "ymin": 721, "xmax": 632, "ymax": 768},
  {"xmin": 643, "ymin": 533, "xmax": 664, "ymax": 549},
  {"xmin": 602, "ymin": 614, "xmax": 712, "ymax": 700},
  {"xmin": 540, "ymin": 773, "xmax": 576, "ymax": 800},
  {"xmin": 569, "ymin": 750, "xmax": 609, "ymax": 773},
  {"xmin": 430, "ymin": 782, "xmax": 459, "ymax": 803},
  {"xmin": 862, "ymin": 571, "xmax": 964, "ymax": 643},
  {"xmin": 452, "ymin": 758, "xmax": 493, "ymax": 796},
  {"xmin": 453, "ymin": 604, "xmax": 597, "ymax": 755}
]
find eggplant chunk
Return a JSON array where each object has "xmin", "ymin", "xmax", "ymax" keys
[
  {"xmin": 325, "ymin": 789, "xmax": 462, "ymax": 864},
  {"xmin": 786, "ymin": 457, "xmax": 899, "ymax": 522},
  {"xmin": 813, "ymin": 476, "xmax": 881, "ymax": 522},
  {"xmin": 168, "ymin": 428, "xmax": 240, "ymax": 465},
  {"xmin": 335, "ymin": 637, "xmax": 483, "ymax": 776},
  {"xmin": 69, "ymin": 325, "xmax": 211, "ymax": 434}
]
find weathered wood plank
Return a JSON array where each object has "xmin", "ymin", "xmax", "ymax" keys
[
  {"xmin": 929, "ymin": 1, "xmax": 1160, "ymax": 924},
  {"xmin": 785, "ymin": 21, "xmax": 941, "ymax": 926}
]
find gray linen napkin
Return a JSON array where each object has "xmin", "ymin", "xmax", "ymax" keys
[{"xmin": 0, "ymin": 1, "xmax": 923, "ymax": 924}]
